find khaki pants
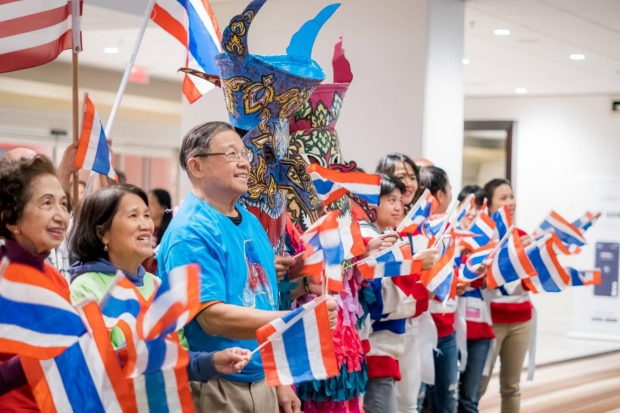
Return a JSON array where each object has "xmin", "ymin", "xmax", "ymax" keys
[
  {"xmin": 480, "ymin": 321, "xmax": 532, "ymax": 413},
  {"xmin": 190, "ymin": 377, "xmax": 278, "ymax": 413}
]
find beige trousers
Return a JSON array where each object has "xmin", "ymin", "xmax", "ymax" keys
[
  {"xmin": 480, "ymin": 321, "xmax": 532, "ymax": 413},
  {"xmin": 190, "ymin": 377, "xmax": 278, "ymax": 413}
]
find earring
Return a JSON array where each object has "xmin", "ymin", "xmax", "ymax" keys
[
  {"xmin": 103, "ymin": 244, "xmax": 108, "ymax": 252},
  {"xmin": 13, "ymin": 229, "xmax": 18, "ymax": 234}
]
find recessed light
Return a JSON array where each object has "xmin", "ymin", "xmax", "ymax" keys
[
  {"xmin": 494, "ymin": 29, "xmax": 511, "ymax": 36},
  {"xmin": 570, "ymin": 54, "xmax": 585, "ymax": 60},
  {"xmin": 463, "ymin": 58, "xmax": 470, "ymax": 65},
  {"xmin": 104, "ymin": 47, "xmax": 119, "ymax": 54},
  {"xmin": 515, "ymin": 87, "xmax": 528, "ymax": 94}
]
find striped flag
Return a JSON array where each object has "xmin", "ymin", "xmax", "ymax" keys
[
  {"xmin": 572, "ymin": 211, "xmax": 601, "ymax": 234},
  {"xmin": 308, "ymin": 163, "xmax": 381, "ymax": 205},
  {"xmin": 256, "ymin": 296, "xmax": 339, "ymax": 386},
  {"xmin": 0, "ymin": 0, "xmax": 81, "ymax": 73},
  {"xmin": 486, "ymin": 229, "xmax": 537, "ymax": 289},
  {"xmin": 22, "ymin": 298, "xmax": 137, "ymax": 413},
  {"xmin": 396, "ymin": 189, "xmax": 436, "ymax": 234},
  {"xmin": 421, "ymin": 241, "xmax": 457, "ymax": 302},
  {"xmin": 522, "ymin": 236, "xmax": 570, "ymax": 293},
  {"xmin": 567, "ymin": 268, "xmax": 601, "ymax": 287},
  {"xmin": 533, "ymin": 211, "xmax": 586, "ymax": 247},
  {"xmin": 0, "ymin": 259, "xmax": 85, "ymax": 359},
  {"xmin": 74, "ymin": 95, "xmax": 117, "ymax": 180},
  {"xmin": 491, "ymin": 204, "xmax": 513, "ymax": 240},
  {"xmin": 455, "ymin": 194, "xmax": 476, "ymax": 224},
  {"xmin": 139, "ymin": 263, "xmax": 201, "ymax": 340},
  {"xmin": 358, "ymin": 241, "xmax": 423, "ymax": 279},
  {"xmin": 461, "ymin": 212, "xmax": 496, "ymax": 252},
  {"xmin": 151, "ymin": 0, "xmax": 222, "ymax": 103},
  {"xmin": 459, "ymin": 243, "xmax": 497, "ymax": 282}
]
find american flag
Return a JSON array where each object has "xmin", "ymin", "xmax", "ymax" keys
[{"xmin": 0, "ymin": 0, "xmax": 81, "ymax": 73}]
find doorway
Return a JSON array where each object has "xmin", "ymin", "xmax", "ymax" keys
[{"xmin": 462, "ymin": 120, "xmax": 514, "ymax": 187}]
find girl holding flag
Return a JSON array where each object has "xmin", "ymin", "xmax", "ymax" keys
[
  {"xmin": 376, "ymin": 153, "xmax": 424, "ymax": 213},
  {"xmin": 479, "ymin": 179, "xmax": 532, "ymax": 413}
]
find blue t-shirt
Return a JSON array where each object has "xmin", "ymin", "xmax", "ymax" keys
[{"xmin": 156, "ymin": 193, "xmax": 278, "ymax": 383}]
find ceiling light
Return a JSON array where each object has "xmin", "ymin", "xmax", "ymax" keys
[
  {"xmin": 463, "ymin": 58, "xmax": 470, "ymax": 65},
  {"xmin": 104, "ymin": 47, "xmax": 119, "ymax": 54},
  {"xmin": 494, "ymin": 29, "xmax": 511, "ymax": 36},
  {"xmin": 515, "ymin": 87, "xmax": 528, "ymax": 94},
  {"xmin": 570, "ymin": 54, "xmax": 585, "ymax": 60}
]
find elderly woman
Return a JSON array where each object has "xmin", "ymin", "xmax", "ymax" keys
[
  {"xmin": 68, "ymin": 184, "xmax": 251, "ymax": 382},
  {"xmin": 0, "ymin": 155, "xmax": 71, "ymax": 411}
]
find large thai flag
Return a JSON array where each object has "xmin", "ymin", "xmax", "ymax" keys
[
  {"xmin": 257, "ymin": 297, "xmax": 339, "ymax": 386},
  {"xmin": 0, "ymin": 259, "xmax": 85, "ymax": 359},
  {"xmin": 522, "ymin": 236, "xmax": 570, "ymax": 293},
  {"xmin": 396, "ymin": 189, "xmax": 436, "ymax": 234},
  {"xmin": 22, "ymin": 298, "xmax": 137, "ymax": 413},
  {"xmin": 74, "ymin": 95, "xmax": 117, "ymax": 180},
  {"xmin": 421, "ymin": 241, "xmax": 457, "ymax": 302},
  {"xmin": 486, "ymin": 229, "xmax": 537, "ymax": 289},
  {"xmin": 491, "ymin": 204, "xmax": 513, "ymax": 240},
  {"xmin": 358, "ymin": 241, "xmax": 422, "ymax": 279},
  {"xmin": 151, "ymin": 0, "xmax": 222, "ymax": 103},
  {"xmin": 567, "ymin": 268, "xmax": 601, "ymax": 287},
  {"xmin": 533, "ymin": 211, "xmax": 586, "ymax": 247},
  {"xmin": 572, "ymin": 211, "xmax": 601, "ymax": 234},
  {"xmin": 460, "ymin": 212, "xmax": 496, "ymax": 252},
  {"xmin": 308, "ymin": 163, "xmax": 381, "ymax": 206},
  {"xmin": 459, "ymin": 243, "xmax": 496, "ymax": 282},
  {"xmin": 0, "ymin": 0, "xmax": 81, "ymax": 73}
]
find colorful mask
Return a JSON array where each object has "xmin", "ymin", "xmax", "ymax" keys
[{"xmin": 180, "ymin": 0, "xmax": 339, "ymax": 251}]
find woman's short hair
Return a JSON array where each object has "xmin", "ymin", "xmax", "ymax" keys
[
  {"xmin": 376, "ymin": 153, "xmax": 422, "ymax": 202},
  {"xmin": 69, "ymin": 184, "xmax": 148, "ymax": 263},
  {"xmin": 419, "ymin": 166, "xmax": 449, "ymax": 197},
  {"xmin": 179, "ymin": 121, "xmax": 236, "ymax": 171},
  {"xmin": 0, "ymin": 155, "xmax": 70, "ymax": 239},
  {"xmin": 458, "ymin": 185, "xmax": 486, "ymax": 208},
  {"xmin": 483, "ymin": 178, "xmax": 511, "ymax": 209},
  {"xmin": 380, "ymin": 174, "xmax": 407, "ymax": 198}
]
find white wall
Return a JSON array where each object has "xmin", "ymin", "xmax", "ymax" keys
[{"xmin": 465, "ymin": 94, "xmax": 620, "ymax": 334}]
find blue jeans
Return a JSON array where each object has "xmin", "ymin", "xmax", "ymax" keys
[
  {"xmin": 419, "ymin": 332, "xmax": 458, "ymax": 413},
  {"xmin": 458, "ymin": 338, "xmax": 492, "ymax": 413}
]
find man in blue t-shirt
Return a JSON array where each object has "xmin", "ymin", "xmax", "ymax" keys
[{"xmin": 157, "ymin": 121, "xmax": 336, "ymax": 413}]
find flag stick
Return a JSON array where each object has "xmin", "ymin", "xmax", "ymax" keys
[
  {"xmin": 342, "ymin": 238, "xmax": 407, "ymax": 270},
  {"xmin": 105, "ymin": 0, "xmax": 158, "ymax": 137},
  {"xmin": 250, "ymin": 340, "xmax": 269, "ymax": 356},
  {"xmin": 70, "ymin": 0, "xmax": 81, "ymax": 203}
]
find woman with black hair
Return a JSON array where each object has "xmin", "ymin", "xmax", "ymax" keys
[
  {"xmin": 376, "ymin": 153, "xmax": 423, "ymax": 212},
  {"xmin": 417, "ymin": 165, "xmax": 457, "ymax": 413},
  {"xmin": 143, "ymin": 188, "xmax": 173, "ymax": 274},
  {"xmin": 479, "ymin": 179, "xmax": 530, "ymax": 413}
]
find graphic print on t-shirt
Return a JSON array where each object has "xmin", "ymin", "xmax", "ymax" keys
[{"xmin": 242, "ymin": 239, "xmax": 275, "ymax": 308}]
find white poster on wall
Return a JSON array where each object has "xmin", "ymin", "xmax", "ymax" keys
[{"xmin": 570, "ymin": 176, "xmax": 620, "ymax": 341}]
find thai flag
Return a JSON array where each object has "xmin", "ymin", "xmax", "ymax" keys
[
  {"xmin": 139, "ymin": 263, "xmax": 201, "ymax": 340},
  {"xmin": 421, "ymin": 241, "xmax": 457, "ymax": 302},
  {"xmin": 459, "ymin": 243, "xmax": 496, "ymax": 282},
  {"xmin": 257, "ymin": 296, "xmax": 339, "ymax": 386},
  {"xmin": 455, "ymin": 194, "xmax": 475, "ymax": 224},
  {"xmin": 0, "ymin": 0, "xmax": 81, "ymax": 73},
  {"xmin": 0, "ymin": 259, "xmax": 85, "ymax": 359},
  {"xmin": 74, "ymin": 95, "xmax": 117, "ymax": 180},
  {"xmin": 422, "ymin": 214, "xmax": 447, "ymax": 238},
  {"xmin": 461, "ymin": 212, "xmax": 496, "ymax": 252},
  {"xmin": 533, "ymin": 210, "xmax": 586, "ymax": 247},
  {"xmin": 151, "ymin": 0, "xmax": 222, "ymax": 103},
  {"xmin": 22, "ymin": 298, "xmax": 137, "ymax": 413},
  {"xmin": 522, "ymin": 236, "xmax": 570, "ymax": 293},
  {"xmin": 308, "ymin": 163, "xmax": 381, "ymax": 205},
  {"xmin": 486, "ymin": 229, "xmax": 537, "ymax": 289},
  {"xmin": 491, "ymin": 204, "xmax": 513, "ymax": 240},
  {"xmin": 572, "ymin": 211, "xmax": 601, "ymax": 234},
  {"xmin": 396, "ymin": 189, "xmax": 436, "ymax": 234},
  {"xmin": 567, "ymin": 268, "xmax": 601, "ymax": 286},
  {"xmin": 358, "ymin": 241, "xmax": 422, "ymax": 279}
]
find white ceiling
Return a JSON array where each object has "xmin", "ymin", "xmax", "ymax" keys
[{"xmin": 57, "ymin": 0, "xmax": 620, "ymax": 97}]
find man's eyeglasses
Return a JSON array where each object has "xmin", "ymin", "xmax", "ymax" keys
[{"xmin": 194, "ymin": 150, "xmax": 252, "ymax": 163}]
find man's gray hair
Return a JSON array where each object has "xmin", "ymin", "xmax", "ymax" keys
[{"xmin": 179, "ymin": 121, "xmax": 235, "ymax": 172}]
